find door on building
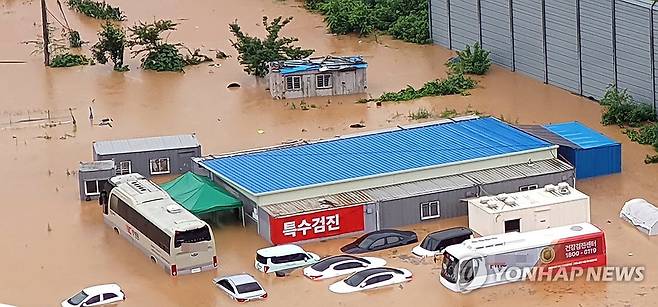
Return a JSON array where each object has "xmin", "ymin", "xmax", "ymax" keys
[
  {"xmin": 534, "ymin": 209, "xmax": 550, "ymax": 229},
  {"xmin": 504, "ymin": 219, "xmax": 521, "ymax": 233},
  {"xmin": 339, "ymin": 71, "xmax": 357, "ymax": 95}
]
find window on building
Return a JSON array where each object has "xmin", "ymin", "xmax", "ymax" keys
[
  {"xmin": 84, "ymin": 180, "xmax": 100, "ymax": 196},
  {"xmin": 150, "ymin": 158, "xmax": 170, "ymax": 175},
  {"xmin": 505, "ymin": 219, "xmax": 521, "ymax": 233},
  {"xmin": 316, "ymin": 74, "xmax": 332, "ymax": 89},
  {"xmin": 420, "ymin": 201, "xmax": 440, "ymax": 220},
  {"xmin": 116, "ymin": 160, "xmax": 131, "ymax": 175},
  {"xmin": 519, "ymin": 184, "xmax": 539, "ymax": 192},
  {"xmin": 285, "ymin": 76, "xmax": 302, "ymax": 91}
]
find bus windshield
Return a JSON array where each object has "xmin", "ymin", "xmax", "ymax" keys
[
  {"xmin": 441, "ymin": 252, "xmax": 459, "ymax": 284},
  {"xmin": 174, "ymin": 226, "xmax": 212, "ymax": 248}
]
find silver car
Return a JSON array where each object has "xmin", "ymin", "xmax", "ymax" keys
[{"xmin": 213, "ymin": 274, "xmax": 267, "ymax": 302}]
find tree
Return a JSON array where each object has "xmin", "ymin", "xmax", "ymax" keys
[
  {"xmin": 229, "ymin": 16, "xmax": 315, "ymax": 77},
  {"xmin": 91, "ymin": 22, "xmax": 128, "ymax": 71},
  {"xmin": 126, "ymin": 20, "xmax": 185, "ymax": 72}
]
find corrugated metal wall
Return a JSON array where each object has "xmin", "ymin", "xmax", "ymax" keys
[
  {"xmin": 480, "ymin": 0, "xmax": 513, "ymax": 68},
  {"xmin": 449, "ymin": 0, "xmax": 480, "ymax": 51},
  {"xmin": 580, "ymin": 0, "xmax": 615, "ymax": 100},
  {"xmin": 429, "ymin": 0, "xmax": 658, "ymax": 109}
]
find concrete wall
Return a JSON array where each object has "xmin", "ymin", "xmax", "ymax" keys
[
  {"xmin": 95, "ymin": 147, "xmax": 200, "ymax": 178},
  {"xmin": 257, "ymin": 207, "xmax": 271, "ymax": 243},
  {"xmin": 430, "ymin": 0, "xmax": 658, "ymax": 108},
  {"xmin": 268, "ymin": 69, "xmax": 367, "ymax": 99}
]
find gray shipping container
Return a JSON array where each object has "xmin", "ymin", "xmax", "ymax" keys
[
  {"xmin": 429, "ymin": 0, "xmax": 658, "ymax": 109},
  {"xmin": 93, "ymin": 134, "xmax": 201, "ymax": 178}
]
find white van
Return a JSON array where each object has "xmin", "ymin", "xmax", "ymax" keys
[{"xmin": 255, "ymin": 244, "xmax": 320, "ymax": 277}]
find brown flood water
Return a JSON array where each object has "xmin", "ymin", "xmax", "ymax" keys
[{"xmin": 1, "ymin": 0, "xmax": 658, "ymax": 306}]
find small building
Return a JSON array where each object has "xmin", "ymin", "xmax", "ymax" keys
[
  {"xmin": 518, "ymin": 121, "xmax": 621, "ymax": 179},
  {"xmin": 194, "ymin": 117, "xmax": 576, "ymax": 244},
  {"xmin": 78, "ymin": 160, "xmax": 115, "ymax": 201},
  {"xmin": 93, "ymin": 134, "xmax": 201, "ymax": 178},
  {"xmin": 468, "ymin": 183, "xmax": 590, "ymax": 236},
  {"xmin": 267, "ymin": 55, "xmax": 368, "ymax": 99}
]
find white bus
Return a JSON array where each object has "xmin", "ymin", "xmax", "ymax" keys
[
  {"xmin": 440, "ymin": 223, "xmax": 607, "ymax": 292},
  {"xmin": 102, "ymin": 174, "xmax": 217, "ymax": 276}
]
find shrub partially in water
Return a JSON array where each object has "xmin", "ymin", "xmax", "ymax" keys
[
  {"xmin": 409, "ymin": 107, "xmax": 433, "ymax": 120},
  {"xmin": 66, "ymin": 0, "xmax": 125, "ymax": 21},
  {"xmin": 320, "ymin": 0, "xmax": 374, "ymax": 36},
  {"xmin": 447, "ymin": 43, "xmax": 491, "ymax": 75},
  {"xmin": 600, "ymin": 85, "xmax": 655, "ymax": 127},
  {"xmin": 378, "ymin": 73, "xmax": 477, "ymax": 102},
  {"xmin": 91, "ymin": 22, "xmax": 128, "ymax": 71},
  {"xmin": 50, "ymin": 53, "xmax": 90, "ymax": 67}
]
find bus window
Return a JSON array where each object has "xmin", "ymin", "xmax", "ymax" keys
[
  {"xmin": 174, "ymin": 226, "xmax": 212, "ymax": 248},
  {"xmin": 459, "ymin": 259, "xmax": 475, "ymax": 284},
  {"xmin": 441, "ymin": 253, "xmax": 459, "ymax": 284}
]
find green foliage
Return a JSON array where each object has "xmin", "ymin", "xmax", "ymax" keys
[
  {"xmin": 229, "ymin": 16, "xmax": 315, "ymax": 77},
  {"xmin": 127, "ymin": 20, "xmax": 191, "ymax": 72},
  {"xmin": 388, "ymin": 12, "xmax": 431, "ymax": 44},
  {"xmin": 408, "ymin": 107, "xmax": 433, "ymax": 120},
  {"xmin": 68, "ymin": 31, "xmax": 83, "ymax": 48},
  {"xmin": 600, "ymin": 85, "xmax": 655, "ymax": 127},
  {"xmin": 439, "ymin": 108, "xmax": 458, "ymax": 118},
  {"xmin": 320, "ymin": 0, "xmax": 374, "ymax": 36},
  {"xmin": 308, "ymin": 0, "xmax": 429, "ymax": 44},
  {"xmin": 50, "ymin": 53, "xmax": 89, "ymax": 67},
  {"xmin": 645, "ymin": 155, "xmax": 658, "ymax": 164},
  {"xmin": 447, "ymin": 43, "xmax": 492, "ymax": 75},
  {"xmin": 91, "ymin": 22, "xmax": 128, "ymax": 71},
  {"xmin": 215, "ymin": 50, "xmax": 230, "ymax": 59},
  {"xmin": 378, "ymin": 72, "xmax": 477, "ymax": 102},
  {"xmin": 182, "ymin": 48, "xmax": 213, "ymax": 66},
  {"xmin": 66, "ymin": 0, "xmax": 125, "ymax": 21},
  {"xmin": 625, "ymin": 124, "xmax": 658, "ymax": 150}
]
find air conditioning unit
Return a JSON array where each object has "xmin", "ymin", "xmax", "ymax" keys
[
  {"xmin": 496, "ymin": 193, "xmax": 508, "ymax": 201},
  {"xmin": 166, "ymin": 205, "xmax": 183, "ymax": 214},
  {"xmin": 544, "ymin": 184, "xmax": 556, "ymax": 192}
]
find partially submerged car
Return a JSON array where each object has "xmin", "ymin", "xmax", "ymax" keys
[
  {"xmin": 255, "ymin": 244, "xmax": 321, "ymax": 277},
  {"xmin": 61, "ymin": 284, "xmax": 125, "ymax": 307},
  {"xmin": 303, "ymin": 255, "xmax": 386, "ymax": 280},
  {"xmin": 412, "ymin": 227, "xmax": 474, "ymax": 257},
  {"xmin": 329, "ymin": 267, "xmax": 413, "ymax": 294},
  {"xmin": 213, "ymin": 274, "xmax": 267, "ymax": 302},
  {"xmin": 340, "ymin": 229, "xmax": 418, "ymax": 254}
]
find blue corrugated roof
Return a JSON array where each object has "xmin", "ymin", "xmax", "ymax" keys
[
  {"xmin": 201, "ymin": 117, "xmax": 552, "ymax": 195},
  {"xmin": 544, "ymin": 122, "xmax": 619, "ymax": 149}
]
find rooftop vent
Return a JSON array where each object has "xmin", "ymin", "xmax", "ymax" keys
[
  {"xmin": 479, "ymin": 197, "xmax": 490, "ymax": 204},
  {"xmin": 166, "ymin": 205, "xmax": 183, "ymax": 214},
  {"xmin": 496, "ymin": 193, "xmax": 508, "ymax": 201},
  {"xmin": 544, "ymin": 184, "xmax": 556, "ymax": 192},
  {"xmin": 486, "ymin": 200, "xmax": 499, "ymax": 210},
  {"xmin": 504, "ymin": 198, "xmax": 517, "ymax": 206},
  {"xmin": 557, "ymin": 182, "xmax": 570, "ymax": 195}
]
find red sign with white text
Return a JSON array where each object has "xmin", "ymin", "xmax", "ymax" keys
[{"xmin": 269, "ymin": 205, "xmax": 364, "ymax": 245}]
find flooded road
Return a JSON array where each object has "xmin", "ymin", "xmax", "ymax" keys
[{"xmin": 1, "ymin": 0, "xmax": 658, "ymax": 306}]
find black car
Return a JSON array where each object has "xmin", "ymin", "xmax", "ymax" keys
[
  {"xmin": 340, "ymin": 229, "xmax": 418, "ymax": 254},
  {"xmin": 412, "ymin": 227, "xmax": 473, "ymax": 257}
]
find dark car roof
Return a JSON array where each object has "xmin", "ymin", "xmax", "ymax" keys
[
  {"xmin": 349, "ymin": 267, "xmax": 404, "ymax": 279},
  {"xmin": 360, "ymin": 229, "xmax": 416, "ymax": 240},
  {"xmin": 311, "ymin": 255, "xmax": 367, "ymax": 271},
  {"xmin": 426, "ymin": 227, "xmax": 473, "ymax": 241}
]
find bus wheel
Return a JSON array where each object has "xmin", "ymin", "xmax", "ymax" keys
[
  {"xmin": 150, "ymin": 256, "xmax": 156, "ymax": 264},
  {"xmin": 114, "ymin": 227, "xmax": 119, "ymax": 235},
  {"xmin": 275, "ymin": 271, "xmax": 286, "ymax": 277}
]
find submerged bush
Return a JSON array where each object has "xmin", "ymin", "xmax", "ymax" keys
[
  {"xmin": 625, "ymin": 123, "xmax": 658, "ymax": 150},
  {"xmin": 320, "ymin": 0, "xmax": 374, "ymax": 36},
  {"xmin": 50, "ymin": 53, "xmax": 90, "ymax": 67},
  {"xmin": 447, "ymin": 43, "xmax": 492, "ymax": 75},
  {"xmin": 388, "ymin": 12, "xmax": 431, "ymax": 44},
  {"xmin": 378, "ymin": 72, "xmax": 476, "ymax": 102},
  {"xmin": 66, "ymin": 0, "xmax": 125, "ymax": 21},
  {"xmin": 600, "ymin": 85, "xmax": 655, "ymax": 127},
  {"xmin": 409, "ymin": 107, "xmax": 433, "ymax": 120}
]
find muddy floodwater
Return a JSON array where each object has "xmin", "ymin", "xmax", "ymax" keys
[{"xmin": 1, "ymin": 0, "xmax": 658, "ymax": 306}]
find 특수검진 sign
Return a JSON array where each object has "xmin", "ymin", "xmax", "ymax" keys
[{"xmin": 269, "ymin": 205, "xmax": 364, "ymax": 244}]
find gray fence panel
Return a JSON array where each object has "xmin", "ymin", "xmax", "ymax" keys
[
  {"xmin": 580, "ymin": 0, "xmax": 615, "ymax": 99},
  {"xmin": 512, "ymin": 0, "xmax": 545, "ymax": 80},
  {"xmin": 545, "ymin": 0, "xmax": 580, "ymax": 93},
  {"xmin": 430, "ymin": 0, "xmax": 450, "ymax": 47},
  {"xmin": 616, "ymin": 1, "xmax": 653, "ymax": 105},
  {"xmin": 654, "ymin": 8, "xmax": 658, "ymax": 110},
  {"xmin": 450, "ymin": 0, "xmax": 480, "ymax": 50},
  {"xmin": 481, "ymin": 0, "xmax": 513, "ymax": 68}
]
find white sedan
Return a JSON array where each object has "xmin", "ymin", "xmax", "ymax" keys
[
  {"xmin": 213, "ymin": 274, "xmax": 267, "ymax": 302},
  {"xmin": 303, "ymin": 255, "xmax": 386, "ymax": 280},
  {"xmin": 61, "ymin": 284, "xmax": 125, "ymax": 307},
  {"xmin": 329, "ymin": 267, "xmax": 413, "ymax": 294}
]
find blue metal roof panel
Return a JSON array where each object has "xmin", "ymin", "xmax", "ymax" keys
[
  {"xmin": 201, "ymin": 117, "xmax": 552, "ymax": 194},
  {"xmin": 544, "ymin": 122, "xmax": 619, "ymax": 149}
]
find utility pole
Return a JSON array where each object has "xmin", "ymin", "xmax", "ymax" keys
[{"xmin": 40, "ymin": 0, "xmax": 50, "ymax": 66}]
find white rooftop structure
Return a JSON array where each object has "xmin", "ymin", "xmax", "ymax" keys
[
  {"xmin": 93, "ymin": 134, "xmax": 199, "ymax": 156},
  {"xmin": 470, "ymin": 183, "xmax": 588, "ymax": 214}
]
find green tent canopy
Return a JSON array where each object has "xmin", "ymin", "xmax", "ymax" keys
[{"xmin": 160, "ymin": 172, "xmax": 242, "ymax": 215}]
